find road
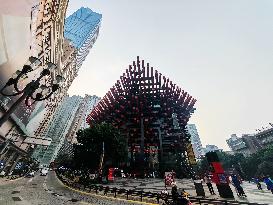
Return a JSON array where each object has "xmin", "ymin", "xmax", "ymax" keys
[{"xmin": 0, "ymin": 172, "xmax": 142, "ymax": 205}]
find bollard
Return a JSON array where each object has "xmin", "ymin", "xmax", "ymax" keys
[
  {"xmin": 114, "ymin": 188, "xmax": 117, "ymax": 198},
  {"xmin": 95, "ymin": 186, "xmax": 98, "ymax": 194},
  {"xmin": 127, "ymin": 190, "xmax": 129, "ymax": 200},
  {"xmin": 140, "ymin": 191, "xmax": 143, "ymax": 201},
  {"xmin": 157, "ymin": 193, "xmax": 160, "ymax": 204}
]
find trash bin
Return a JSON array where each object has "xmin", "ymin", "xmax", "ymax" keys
[{"xmin": 194, "ymin": 180, "xmax": 205, "ymax": 197}]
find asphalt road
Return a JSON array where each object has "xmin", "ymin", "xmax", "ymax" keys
[{"xmin": 0, "ymin": 172, "xmax": 143, "ymax": 205}]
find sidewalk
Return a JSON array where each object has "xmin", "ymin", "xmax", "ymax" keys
[{"xmin": 0, "ymin": 175, "xmax": 23, "ymax": 185}]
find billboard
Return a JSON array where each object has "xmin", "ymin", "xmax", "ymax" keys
[{"xmin": 186, "ymin": 143, "xmax": 197, "ymax": 165}]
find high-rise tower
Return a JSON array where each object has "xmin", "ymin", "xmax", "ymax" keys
[
  {"xmin": 186, "ymin": 124, "xmax": 204, "ymax": 159},
  {"xmin": 32, "ymin": 95, "xmax": 82, "ymax": 166},
  {"xmin": 34, "ymin": 7, "xmax": 102, "ymax": 138}
]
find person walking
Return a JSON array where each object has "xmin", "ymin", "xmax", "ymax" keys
[
  {"xmin": 231, "ymin": 175, "xmax": 246, "ymax": 197},
  {"xmin": 264, "ymin": 176, "xmax": 273, "ymax": 194},
  {"xmin": 254, "ymin": 178, "xmax": 262, "ymax": 190},
  {"xmin": 171, "ymin": 184, "xmax": 179, "ymax": 205},
  {"xmin": 203, "ymin": 175, "xmax": 215, "ymax": 195}
]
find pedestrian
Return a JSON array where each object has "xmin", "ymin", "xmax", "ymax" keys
[
  {"xmin": 254, "ymin": 178, "xmax": 262, "ymax": 190},
  {"xmin": 171, "ymin": 184, "xmax": 179, "ymax": 205},
  {"xmin": 231, "ymin": 175, "xmax": 246, "ymax": 197},
  {"xmin": 263, "ymin": 176, "xmax": 273, "ymax": 194},
  {"xmin": 203, "ymin": 175, "xmax": 215, "ymax": 195},
  {"xmin": 161, "ymin": 187, "xmax": 169, "ymax": 204}
]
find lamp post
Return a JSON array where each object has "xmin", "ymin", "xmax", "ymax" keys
[{"xmin": 0, "ymin": 56, "xmax": 63, "ymax": 128}]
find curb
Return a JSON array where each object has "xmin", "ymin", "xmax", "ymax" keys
[
  {"xmin": 9, "ymin": 176, "xmax": 24, "ymax": 182},
  {"xmin": 55, "ymin": 173, "xmax": 158, "ymax": 205}
]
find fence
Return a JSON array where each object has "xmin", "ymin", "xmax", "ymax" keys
[{"xmin": 56, "ymin": 172, "xmax": 267, "ymax": 205}]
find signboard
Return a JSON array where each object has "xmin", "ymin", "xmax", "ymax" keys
[
  {"xmin": 164, "ymin": 172, "xmax": 175, "ymax": 186},
  {"xmin": 23, "ymin": 137, "xmax": 52, "ymax": 146},
  {"xmin": 108, "ymin": 168, "xmax": 114, "ymax": 181},
  {"xmin": 186, "ymin": 143, "xmax": 197, "ymax": 165}
]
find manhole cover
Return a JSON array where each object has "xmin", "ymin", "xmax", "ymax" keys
[
  {"xmin": 11, "ymin": 191, "xmax": 20, "ymax": 194},
  {"xmin": 12, "ymin": 197, "xmax": 22, "ymax": 201}
]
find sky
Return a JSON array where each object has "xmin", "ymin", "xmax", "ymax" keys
[{"xmin": 67, "ymin": 0, "xmax": 273, "ymax": 150}]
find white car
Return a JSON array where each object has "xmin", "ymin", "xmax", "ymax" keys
[
  {"xmin": 40, "ymin": 168, "xmax": 49, "ymax": 176},
  {"xmin": 26, "ymin": 171, "xmax": 35, "ymax": 177}
]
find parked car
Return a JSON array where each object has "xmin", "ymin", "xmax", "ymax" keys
[
  {"xmin": 40, "ymin": 168, "xmax": 49, "ymax": 176},
  {"xmin": 26, "ymin": 171, "xmax": 35, "ymax": 177}
]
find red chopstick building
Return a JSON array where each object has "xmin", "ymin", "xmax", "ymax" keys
[{"xmin": 87, "ymin": 57, "xmax": 197, "ymax": 176}]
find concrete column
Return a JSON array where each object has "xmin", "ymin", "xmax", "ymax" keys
[
  {"xmin": 2, "ymin": 151, "xmax": 16, "ymax": 171},
  {"xmin": 0, "ymin": 147, "xmax": 10, "ymax": 161},
  {"xmin": 7, "ymin": 154, "xmax": 21, "ymax": 174}
]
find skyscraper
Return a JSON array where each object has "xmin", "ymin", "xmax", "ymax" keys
[
  {"xmin": 34, "ymin": 7, "xmax": 102, "ymax": 138},
  {"xmin": 33, "ymin": 95, "xmax": 83, "ymax": 166},
  {"xmin": 57, "ymin": 95, "xmax": 100, "ymax": 158},
  {"xmin": 33, "ymin": 95, "xmax": 100, "ymax": 166},
  {"xmin": 186, "ymin": 124, "xmax": 204, "ymax": 159},
  {"xmin": 65, "ymin": 95, "xmax": 100, "ymax": 144},
  {"xmin": 64, "ymin": 7, "xmax": 102, "ymax": 72}
]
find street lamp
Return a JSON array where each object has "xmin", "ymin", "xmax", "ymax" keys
[{"xmin": 0, "ymin": 56, "xmax": 64, "ymax": 128}]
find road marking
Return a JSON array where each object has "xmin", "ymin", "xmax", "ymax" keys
[
  {"xmin": 27, "ymin": 178, "xmax": 33, "ymax": 183},
  {"xmin": 79, "ymin": 201, "xmax": 96, "ymax": 205}
]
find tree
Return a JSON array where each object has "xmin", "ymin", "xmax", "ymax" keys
[
  {"xmin": 73, "ymin": 123, "xmax": 128, "ymax": 173},
  {"xmin": 256, "ymin": 161, "xmax": 273, "ymax": 177},
  {"xmin": 196, "ymin": 146, "xmax": 273, "ymax": 180},
  {"xmin": 55, "ymin": 153, "xmax": 75, "ymax": 169}
]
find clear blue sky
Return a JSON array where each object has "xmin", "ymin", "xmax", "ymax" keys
[{"xmin": 67, "ymin": 0, "xmax": 273, "ymax": 150}]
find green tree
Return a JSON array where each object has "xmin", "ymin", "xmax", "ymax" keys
[
  {"xmin": 73, "ymin": 123, "xmax": 128, "ymax": 173},
  {"xmin": 196, "ymin": 146, "xmax": 273, "ymax": 180}
]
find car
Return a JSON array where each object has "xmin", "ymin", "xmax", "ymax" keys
[
  {"xmin": 40, "ymin": 168, "xmax": 49, "ymax": 176},
  {"xmin": 26, "ymin": 171, "xmax": 35, "ymax": 177}
]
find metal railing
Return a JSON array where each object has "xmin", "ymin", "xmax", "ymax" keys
[{"xmin": 56, "ymin": 172, "xmax": 267, "ymax": 205}]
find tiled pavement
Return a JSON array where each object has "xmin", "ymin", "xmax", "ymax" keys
[{"xmin": 107, "ymin": 178, "xmax": 273, "ymax": 204}]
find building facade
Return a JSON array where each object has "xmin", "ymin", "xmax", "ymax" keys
[
  {"xmin": 65, "ymin": 95, "xmax": 100, "ymax": 144},
  {"xmin": 226, "ymin": 134, "xmax": 262, "ymax": 156},
  {"xmin": 203, "ymin": 144, "xmax": 222, "ymax": 154},
  {"xmin": 58, "ymin": 95, "xmax": 100, "ymax": 157},
  {"xmin": 227, "ymin": 125, "xmax": 273, "ymax": 156},
  {"xmin": 186, "ymin": 124, "xmax": 204, "ymax": 159},
  {"xmin": 0, "ymin": 1, "xmax": 101, "ymax": 174},
  {"xmin": 33, "ymin": 95, "xmax": 99, "ymax": 166},
  {"xmin": 0, "ymin": 0, "xmax": 68, "ymax": 174},
  {"xmin": 255, "ymin": 127, "xmax": 273, "ymax": 148},
  {"xmin": 34, "ymin": 7, "xmax": 102, "ymax": 138},
  {"xmin": 32, "ymin": 95, "xmax": 82, "ymax": 166}
]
